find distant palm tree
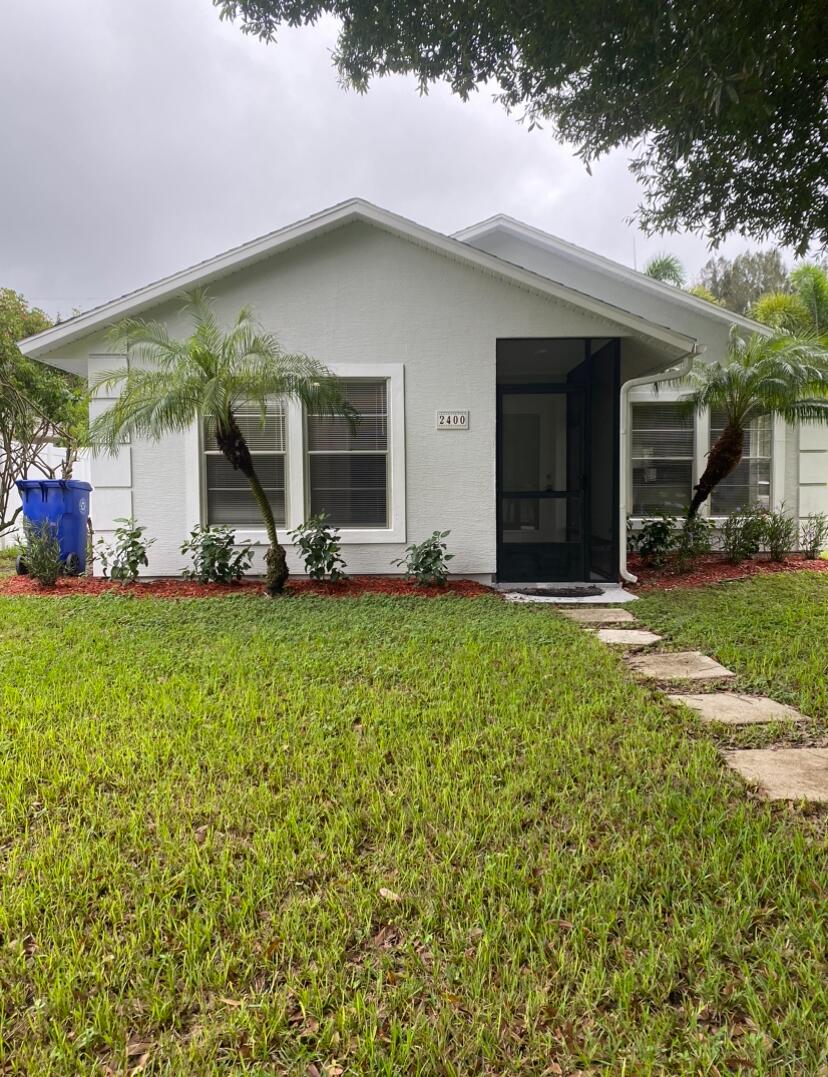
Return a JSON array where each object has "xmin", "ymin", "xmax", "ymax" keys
[
  {"xmin": 680, "ymin": 331, "xmax": 828, "ymax": 517},
  {"xmin": 88, "ymin": 289, "xmax": 351, "ymax": 595},
  {"xmin": 752, "ymin": 263, "xmax": 828, "ymax": 335},
  {"xmin": 644, "ymin": 253, "xmax": 686, "ymax": 287}
]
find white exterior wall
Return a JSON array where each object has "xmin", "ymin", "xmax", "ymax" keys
[
  {"xmin": 799, "ymin": 422, "xmax": 828, "ymax": 519},
  {"xmin": 76, "ymin": 222, "xmax": 633, "ymax": 577}
]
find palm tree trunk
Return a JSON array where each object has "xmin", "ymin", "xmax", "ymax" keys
[
  {"xmin": 688, "ymin": 422, "xmax": 744, "ymax": 518},
  {"xmin": 215, "ymin": 414, "xmax": 288, "ymax": 595}
]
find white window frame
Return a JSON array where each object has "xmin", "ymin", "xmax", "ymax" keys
[
  {"xmin": 628, "ymin": 392, "xmax": 696, "ymax": 518},
  {"xmin": 186, "ymin": 363, "xmax": 405, "ymax": 545},
  {"xmin": 626, "ymin": 385, "xmax": 783, "ymax": 521}
]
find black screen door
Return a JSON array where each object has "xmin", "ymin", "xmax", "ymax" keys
[{"xmin": 497, "ymin": 386, "xmax": 586, "ymax": 581}]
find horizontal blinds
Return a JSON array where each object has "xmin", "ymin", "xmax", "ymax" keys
[
  {"xmin": 205, "ymin": 455, "xmax": 285, "ymax": 526},
  {"xmin": 204, "ymin": 402, "xmax": 286, "ymax": 527},
  {"xmin": 307, "ymin": 380, "xmax": 389, "ymax": 528},
  {"xmin": 631, "ymin": 403, "xmax": 694, "ymax": 459},
  {"xmin": 710, "ymin": 408, "xmax": 771, "ymax": 514},
  {"xmin": 710, "ymin": 408, "xmax": 772, "ymax": 458},
  {"xmin": 631, "ymin": 403, "xmax": 693, "ymax": 515},
  {"xmin": 204, "ymin": 403, "xmax": 286, "ymax": 453},
  {"xmin": 309, "ymin": 455, "xmax": 387, "ymax": 527},
  {"xmin": 307, "ymin": 381, "xmax": 387, "ymax": 452}
]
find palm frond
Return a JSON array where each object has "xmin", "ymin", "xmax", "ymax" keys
[{"xmin": 88, "ymin": 289, "xmax": 353, "ymax": 451}]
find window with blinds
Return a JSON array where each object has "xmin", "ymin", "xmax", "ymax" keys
[
  {"xmin": 203, "ymin": 403, "xmax": 286, "ymax": 526},
  {"xmin": 306, "ymin": 380, "xmax": 388, "ymax": 527},
  {"xmin": 709, "ymin": 408, "xmax": 771, "ymax": 515},
  {"xmin": 631, "ymin": 403, "xmax": 694, "ymax": 515}
]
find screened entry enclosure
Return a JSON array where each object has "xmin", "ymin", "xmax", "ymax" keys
[{"xmin": 496, "ymin": 339, "xmax": 620, "ymax": 582}]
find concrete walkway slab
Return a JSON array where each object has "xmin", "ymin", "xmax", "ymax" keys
[
  {"xmin": 670, "ymin": 693, "xmax": 807, "ymax": 726},
  {"xmin": 725, "ymin": 748, "xmax": 828, "ymax": 802},
  {"xmin": 595, "ymin": 628, "xmax": 662, "ymax": 647},
  {"xmin": 561, "ymin": 608, "xmax": 637, "ymax": 624},
  {"xmin": 626, "ymin": 651, "xmax": 735, "ymax": 682}
]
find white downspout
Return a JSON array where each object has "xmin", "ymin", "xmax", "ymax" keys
[{"xmin": 619, "ymin": 344, "xmax": 704, "ymax": 584}]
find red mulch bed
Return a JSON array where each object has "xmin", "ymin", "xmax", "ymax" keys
[
  {"xmin": 629, "ymin": 553, "xmax": 828, "ymax": 592},
  {"xmin": 0, "ymin": 574, "xmax": 492, "ymax": 600}
]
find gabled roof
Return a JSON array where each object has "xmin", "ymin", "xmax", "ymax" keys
[
  {"xmin": 454, "ymin": 214, "xmax": 766, "ymax": 335},
  {"xmin": 20, "ymin": 199, "xmax": 703, "ymax": 360}
]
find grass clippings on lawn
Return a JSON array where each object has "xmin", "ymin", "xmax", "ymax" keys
[{"xmin": 0, "ymin": 594, "xmax": 827, "ymax": 1073}]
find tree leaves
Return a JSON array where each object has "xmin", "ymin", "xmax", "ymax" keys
[{"xmin": 216, "ymin": 0, "xmax": 827, "ymax": 252}]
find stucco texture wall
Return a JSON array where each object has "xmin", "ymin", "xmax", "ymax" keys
[{"xmin": 54, "ymin": 221, "xmax": 692, "ymax": 577}]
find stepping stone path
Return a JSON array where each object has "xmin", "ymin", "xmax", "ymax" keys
[
  {"xmin": 625, "ymin": 650, "xmax": 735, "ymax": 682},
  {"xmin": 563, "ymin": 605, "xmax": 827, "ymax": 801},
  {"xmin": 560, "ymin": 607, "xmax": 637, "ymax": 624},
  {"xmin": 595, "ymin": 628, "xmax": 662, "ymax": 647},
  {"xmin": 724, "ymin": 749, "xmax": 828, "ymax": 802},
  {"xmin": 669, "ymin": 693, "xmax": 807, "ymax": 726}
]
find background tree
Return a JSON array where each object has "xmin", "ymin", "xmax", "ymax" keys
[
  {"xmin": 697, "ymin": 250, "xmax": 790, "ymax": 314},
  {"xmin": 216, "ymin": 0, "xmax": 827, "ymax": 254},
  {"xmin": 686, "ymin": 285, "xmax": 721, "ymax": 306},
  {"xmin": 751, "ymin": 264, "xmax": 828, "ymax": 335},
  {"xmin": 644, "ymin": 254, "xmax": 685, "ymax": 287},
  {"xmin": 88, "ymin": 289, "xmax": 351, "ymax": 595},
  {"xmin": 0, "ymin": 288, "xmax": 88, "ymax": 541},
  {"xmin": 680, "ymin": 333, "xmax": 828, "ymax": 517}
]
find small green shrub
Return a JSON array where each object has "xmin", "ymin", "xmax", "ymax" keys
[
  {"xmin": 21, "ymin": 520, "xmax": 62, "ymax": 587},
  {"xmin": 289, "ymin": 513, "xmax": 347, "ymax": 581},
  {"xmin": 800, "ymin": 513, "xmax": 828, "ymax": 559},
  {"xmin": 96, "ymin": 518, "xmax": 154, "ymax": 583},
  {"xmin": 0, "ymin": 542, "xmax": 21, "ymax": 564},
  {"xmin": 633, "ymin": 515, "xmax": 677, "ymax": 567},
  {"xmin": 674, "ymin": 515, "xmax": 714, "ymax": 572},
  {"xmin": 760, "ymin": 507, "xmax": 797, "ymax": 562},
  {"xmin": 393, "ymin": 530, "xmax": 454, "ymax": 586},
  {"xmin": 720, "ymin": 508, "xmax": 764, "ymax": 564},
  {"xmin": 180, "ymin": 525, "xmax": 253, "ymax": 583}
]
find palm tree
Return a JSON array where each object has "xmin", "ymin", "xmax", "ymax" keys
[
  {"xmin": 752, "ymin": 263, "xmax": 828, "ymax": 334},
  {"xmin": 680, "ymin": 331, "xmax": 828, "ymax": 517},
  {"xmin": 644, "ymin": 253, "xmax": 686, "ymax": 287},
  {"xmin": 88, "ymin": 289, "xmax": 351, "ymax": 595}
]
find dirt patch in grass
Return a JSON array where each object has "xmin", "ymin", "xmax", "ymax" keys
[
  {"xmin": 629, "ymin": 552, "xmax": 828, "ymax": 592},
  {"xmin": 0, "ymin": 573, "xmax": 492, "ymax": 599}
]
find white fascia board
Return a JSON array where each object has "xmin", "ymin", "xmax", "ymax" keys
[
  {"xmin": 20, "ymin": 198, "xmax": 696, "ymax": 362},
  {"xmin": 454, "ymin": 214, "xmax": 771, "ymax": 337}
]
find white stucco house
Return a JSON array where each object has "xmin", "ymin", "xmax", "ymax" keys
[{"xmin": 18, "ymin": 200, "xmax": 828, "ymax": 583}]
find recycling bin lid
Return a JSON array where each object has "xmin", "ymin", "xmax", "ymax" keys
[{"xmin": 15, "ymin": 479, "xmax": 93, "ymax": 491}]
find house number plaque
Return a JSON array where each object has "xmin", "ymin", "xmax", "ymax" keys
[{"xmin": 436, "ymin": 410, "xmax": 469, "ymax": 430}]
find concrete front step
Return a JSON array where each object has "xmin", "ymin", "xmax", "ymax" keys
[
  {"xmin": 626, "ymin": 650, "xmax": 736, "ymax": 682},
  {"xmin": 594, "ymin": 628, "xmax": 662, "ymax": 647},
  {"xmin": 725, "ymin": 748, "xmax": 828, "ymax": 802},
  {"xmin": 670, "ymin": 693, "xmax": 808, "ymax": 726},
  {"xmin": 560, "ymin": 607, "xmax": 637, "ymax": 625}
]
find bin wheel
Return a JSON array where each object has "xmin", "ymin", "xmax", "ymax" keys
[
  {"xmin": 64, "ymin": 553, "xmax": 82, "ymax": 577},
  {"xmin": 15, "ymin": 555, "xmax": 28, "ymax": 576}
]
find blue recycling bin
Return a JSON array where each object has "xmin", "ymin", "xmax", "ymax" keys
[{"xmin": 16, "ymin": 479, "xmax": 92, "ymax": 575}]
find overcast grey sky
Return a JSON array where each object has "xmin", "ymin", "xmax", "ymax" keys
[{"xmin": 2, "ymin": 0, "xmax": 776, "ymax": 319}]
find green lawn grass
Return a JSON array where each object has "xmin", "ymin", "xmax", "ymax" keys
[
  {"xmin": 1, "ymin": 593, "xmax": 826, "ymax": 1074},
  {"xmin": 634, "ymin": 572, "xmax": 828, "ymax": 727}
]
